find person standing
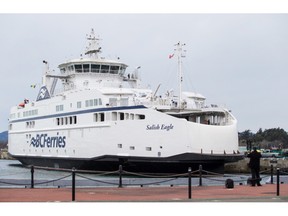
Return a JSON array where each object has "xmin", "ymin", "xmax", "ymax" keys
[{"xmin": 247, "ymin": 147, "xmax": 262, "ymax": 186}]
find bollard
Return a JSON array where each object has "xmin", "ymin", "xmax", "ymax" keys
[
  {"xmin": 188, "ymin": 167, "xmax": 192, "ymax": 199},
  {"xmin": 119, "ymin": 165, "xmax": 123, "ymax": 188},
  {"xmin": 199, "ymin": 165, "xmax": 202, "ymax": 186},
  {"xmin": 72, "ymin": 167, "xmax": 76, "ymax": 201},
  {"xmin": 276, "ymin": 168, "xmax": 280, "ymax": 196},
  {"xmin": 30, "ymin": 165, "xmax": 34, "ymax": 189},
  {"xmin": 270, "ymin": 165, "xmax": 273, "ymax": 184}
]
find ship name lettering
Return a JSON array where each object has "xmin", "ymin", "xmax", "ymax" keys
[{"xmin": 146, "ymin": 124, "xmax": 174, "ymax": 131}]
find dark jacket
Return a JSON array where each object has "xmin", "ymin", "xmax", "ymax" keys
[{"xmin": 247, "ymin": 150, "xmax": 262, "ymax": 169}]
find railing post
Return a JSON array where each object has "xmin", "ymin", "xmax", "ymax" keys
[
  {"xmin": 72, "ymin": 167, "xmax": 76, "ymax": 201},
  {"xmin": 276, "ymin": 168, "xmax": 280, "ymax": 196},
  {"xmin": 199, "ymin": 165, "xmax": 202, "ymax": 186},
  {"xmin": 30, "ymin": 165, "xmax": 34, "ymax": 189},
  {"xmin": 188, "ymin": 167, "xmax": 192, "ymax": 199},
  {"xmin": 119, "ymin": 165, "xmax": 123, "ymax": 188},
  {"xmin": 270, "ymin": 165, "xmax": 274, "ymax": 184}
]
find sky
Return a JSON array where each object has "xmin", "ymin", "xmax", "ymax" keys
[{"xmin": 1, "ymin": 4, "xmax": 288, "ymax": 133}]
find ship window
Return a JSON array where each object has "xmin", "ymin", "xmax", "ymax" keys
[
  {"xmin": 94, "ymin": 99, "xmax": 98, "ymax": 106},
  {"xmin": 101, "ymin": 65, "xmax": 109, "ymax": 73},
  {"xmin": 110, "ymin": 65, "xmax": 119, "ymax": 74},
  {"xmin": 60, "ymin": 68, "xmax": 66, "ymax": 73},
  {"xmin": 130, "ymin": 146, "xmax": 135, "ymax": 150},
  {"xmin": 91, "ymin": 64, "xmax": 100, "ymax": 73},
  {"xmin": 100, "ymin": 113, "xmax": 105, "ymax": 121},
  {"xmin": 146, "ymin": 147, "xmax": 152, "ymax": 151},
  {"xmin": 119, "ymin": 112, "xmax": 124, "ymax": 120},
  {"xmin": 94, "ymin": 113, "xmax": 105, "ymax": 122},
  {"xmin": 136, "ymin": 114, "xmax": 145, "ymax": 120},
  {"xmin": 26, "ymin": 121, "xmax": 35, "ymax": 128},
  {"xmin": 77, "ymin": 101, "xmax": 81, "ymax": 108},
  {"xmin": 89, "ymin": 99, "xmax": 93, "ymax": 107},
  {"xmin": 56, "ymin": 105, "xmax": 64, "ymax": 112},
  {"xmin": 112, "ymin": 112, "xmax": 117, "ymax": 121},
  {"xmin": 99, "ymin": 98, "xmax": 102, "ymax": 105},
  {"xmin": 130, "ymin": 113, "xmax": 134, "ymax": 120},
  {"xmin": 83, "ymin": 64, "xmax": 90, "ymax": 73},
  {"xmin": 119, "ymin": 66, "xmax": 126, "ymax": 75},
  {"xmin": 109, "ymin": 98, "xmax": 117, "ymax": 106},
  {"xmin": 118, "ymin": 144, "xmax": 122, "ymax": 148},
  {"xmin": 56, "ymin": 116, "xmax": 77, "ymax": 126},
  {"xmin": 68, "ymin": 65, "xmax": 75, "ymax": 72},
  {"xmin": 75, "ymin": 64, "xmax": 83, "ymax": 73},
  {"xmin": 120, "ymin": 98, "xmax": 128, "ymax": 106},
  {"xmin": 125, "ymin": 113, "xmax": 129, "ymax": 120}
]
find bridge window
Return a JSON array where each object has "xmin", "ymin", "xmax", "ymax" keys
[
  {"xmin": 110, "ymin": 65, "xmax": 119, "ymax": 74},
  {"xmin": 83, "ymin": 64, "xmax": 90, "ymax": 73},
  {"xmin": 75, "ymin": 64, "xmax": 83, "ymax": 73},
  {"xmin": 101, "ymin": 65, "xmax": 109, "ymax": 73},
  {"xmin": 68, "ymin": 65, "xmax": 74, "ymax": 72},
  {"xmin": 91, "ymin": 64, "xmax": 100, "ymax": 73},
  {"xmin": 119, "ymin": 66, "xmax": 126, "ymax": 75}
]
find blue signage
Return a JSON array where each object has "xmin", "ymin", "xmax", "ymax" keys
[{"xmin": 30, "ymin": 134, "xmax": 66, "ymax": 148}]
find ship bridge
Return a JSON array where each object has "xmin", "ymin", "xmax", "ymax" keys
[
  {"xmin": 57, "ymin": 58, "xmax": 128, "ymax": 90},
  {"xmin": 46, "ymin": 29, "xmax": 141, "ymax": 92}
]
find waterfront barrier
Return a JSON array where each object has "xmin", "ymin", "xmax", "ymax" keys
[{"xmin": 0, "ymin": 164, "xmax": 287, "ymax": 201}]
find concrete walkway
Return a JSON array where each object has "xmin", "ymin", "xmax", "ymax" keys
[{"xmin": 0, "ymin": 184, "xmax": 287, "ymax": 202}]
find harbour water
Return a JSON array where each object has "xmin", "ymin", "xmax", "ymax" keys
[{"xmin": 0, "ymin": 159, "xmax": 274, "ymax": 188}]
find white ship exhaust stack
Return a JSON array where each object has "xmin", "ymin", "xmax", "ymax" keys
[{"xmin": 36, "ymin": 60, "xmax": 52, "ymax": 101}]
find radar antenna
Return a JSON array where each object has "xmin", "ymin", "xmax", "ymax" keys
[
  {"xmin": 171, "ymin": 42, "xmax": 186, "ymax": 109},
  {"xmin": 85, "ymin": 28, "xmax": 102, "ymax": 58}
]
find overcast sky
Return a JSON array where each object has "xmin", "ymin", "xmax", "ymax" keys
[{"xmin": 1, "ymin": 13, "xmax": 288, "ymax": 133}]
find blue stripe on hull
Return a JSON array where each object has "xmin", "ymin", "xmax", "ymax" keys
[{"xmin": 10, "ymin": 105, "xmax": 147, "ymax": 123}]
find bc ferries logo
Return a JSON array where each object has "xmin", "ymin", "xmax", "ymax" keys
[
  {"xmin": 30, "ymin": 134, "xmax": 66, "ymax": 148},
  {"xmin": 146, "ymin": 124, "xmax": 174, "ymax": 131},
  {"xmin": 36, "ymin": 86, "xmax": 51, "ymax": 101}
]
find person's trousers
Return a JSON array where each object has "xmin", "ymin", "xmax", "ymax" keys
[{"xmin": 251, "ymin": 168, "xmax": 261, "ymax": 186}]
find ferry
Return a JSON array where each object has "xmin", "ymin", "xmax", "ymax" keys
[{"xmin": 8, "ymin": 29, "xmax": 243, "ymax": 173}]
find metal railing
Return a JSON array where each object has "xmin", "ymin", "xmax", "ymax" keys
[{"xmin": 0, "ymin": 164, "xmax": 287, "ymax": 201}]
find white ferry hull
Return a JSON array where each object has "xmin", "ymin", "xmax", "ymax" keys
[{"xmin": 9, "ymin": 105, "xmax": 242, "ymax": 173}]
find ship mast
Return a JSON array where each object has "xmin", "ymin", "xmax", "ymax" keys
[
  {"xmin": 174, "ymin": 42, "xmax": 186, "ymax": 109},
  {"xmin": 85, "ymin": 28, "xmax": 102, "ymax": 59}
]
